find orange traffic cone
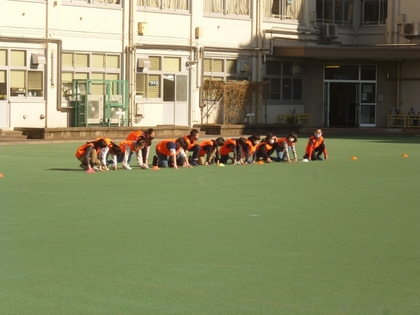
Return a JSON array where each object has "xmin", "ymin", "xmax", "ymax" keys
[
  {"xmin": 402, "ymin": 153, "xmax": 408, "ymax": 158},
  {"xmin": 351, "ymin": 156, "xmax": 358, "ymax": 160}
]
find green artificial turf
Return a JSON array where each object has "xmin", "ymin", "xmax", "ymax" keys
[{"xmin": 1, "ymin": 137, "xmax": 419, "ymax": 314}]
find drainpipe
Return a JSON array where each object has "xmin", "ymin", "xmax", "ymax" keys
[{"xmin": 128, "ymin": 0, "xmax": 135, "ymax": 126}]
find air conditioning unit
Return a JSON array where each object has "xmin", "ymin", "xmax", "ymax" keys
[
  {"xmin": 322, "ymin": 24, "xmax": 337, "ymax": 39},
  {"xmin": 109, "ymin": 107, "xmax": 125, "ymax": 125},
  {"xmin": 87, "ymin": 95, "xmax": 104, "ymax": 124},
  {"xmin": 402, "ymin": 22, "xmax": 420, "ymax": 37}
]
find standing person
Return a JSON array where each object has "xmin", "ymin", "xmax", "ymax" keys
[
  {"xmin": 198, "ymin": 137, "xmax": 225, "ymax": 166},
  {"xmin": 241, "ymin": 133, "xmax": 261, "ymax": 164},
  {"xmin": 112, "ymin": 138, "xmax": 147, "ymax": 170},
  {"xmin": 275, "ymin": 132, "xmax": 298, "ymax": 162},
  {"xmin": 75, "ymin": 138, "xmax": 108, "ymax": 173},
  {"xmin": 183, "ymin": 129, "xmax": 200, "ymax": 166},
  {"xmin": 154, "ymin": 137, "xmax": 190, "ymax": 169},
  {"xmin": 219, "ymin": 138, "xmax": 244, "ymax": 165},
  {"xmin": 126, "ymin": 128, "xmax": 156, "ymax": 168},
  {"xmin": 303, "ymin": 129, "xmax": 328, "ymax": 161},
  {"xmin": 255, "ymin": 133, "xmax": 277, "ymax": 163}
]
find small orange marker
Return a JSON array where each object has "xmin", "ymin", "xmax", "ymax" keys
[
  {"xmin": 351, "ymin": 156, "xmax": 358, "ymax": 160},
  {"xmin": 0, "ymin": 173, "xmax": 4, "ymax": 178},
  {"xmin": 152, "ymin": 166, "xmax": 160, "ymax": 170},
  {"xmin": 402, "ymin": 153, "xmax": 408, "ymax": 158},
  {"xmin": 257, "ymin": 161, "xmax": 264, "ymax": 164}
]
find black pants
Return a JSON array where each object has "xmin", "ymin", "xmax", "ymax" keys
[{"xmin": 303, "ymin": 143, "xmax": 325, "ymax": 160}]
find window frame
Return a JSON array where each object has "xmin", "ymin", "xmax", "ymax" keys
[
  {"xmin": 264, "ymin": 60, "xmax": 303, "ymax": 102},
  {"xmin": 61, "ymin": 52, "xmax": 121, "ymax": 102},
  {"xmin": 316, "ymin": 0, "xmax": 354, "ymax": 25},
  {"xmin": 203, "ymin": 0, "xmax": 250, "ymax": 17},
  {"xmin": 361, "ymin": 0, "xmax": 387, "ymax": 26}
]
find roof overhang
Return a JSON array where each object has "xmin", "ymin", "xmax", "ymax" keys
[{"xmin": 272, "ymin": 45, "xmax": 420, "ymax": 60}]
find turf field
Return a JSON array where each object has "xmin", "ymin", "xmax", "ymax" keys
[{"xmin": 1, "ymin": 136, "xmax": 420, "ymax": 315}]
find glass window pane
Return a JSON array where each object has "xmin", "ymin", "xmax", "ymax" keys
[
  {"xmin": 176, "ymin": 75, "xmax": 187, "ymax": 102},
  {"xmin": 282, "ymin": 78, "xmax": 292, "ymax": 100},
  {"xmin": 270, "ymin": 78, "xmax": 280, "ymax": 99},
  {"xmin": 62, "ymin": 53, "xmax": 73, "ymax": 67},
  {"xmin": 361, "ymin": 105, "xmax": 375, "ymax": 124},
  {"xmin": 163, "ymin": 74, "xmax": 175, "ymax": 101},
  {"xmin": 28, "ymin": 71, "xmax": 43, "ymax": 96},
  {"xmin": 148, "ymin": 74, "xmax": 161, "ymax": 98},
  {"xmin": 163, "ymin": 57, "xmax": 180, "ymax": 72},
  {"xmin": 91, "ymin": 74, "xmax": 105, "ymax": 94},
  {"xmin": 0, "ymin": 70, "xmax": 7, "ymax": 100},
  {"xmin": 74, "ymin": 73, "xmax": 88, "ymax": 80},
  {"xmin": 10, "ymin": 70, "xmax": 26, "ymax": 96},
  {"xmin": 106, "ymin": 55, "xmax": 120, "ymax": 68},
  {"xmin": 203, "ymin": 59, "xmax": 212, "ymax": 72},
  {"xmin": 293, "ymin": 78, "xmax": 303, "ymax": 100},
  {"xmin": 136, "ymin": 73, "xmax": 147, "ymax": 97},
  {"xmin": 75, "ymin": 54, "xmax": 89, "ymax": 68},
  {"xmin": 325, "ymin": 65, "xmax": 359, "ymax": 80},
  {"xmin": 213, "ymin": 59, "xmax": 224, "ymax": 72},
  {"xmin": 11, "ymin": 50, "xmax": 26, "ymax": 67},
  {"xmin": 266, "ymin": 61, "xmax": 281, "ymax": 75},
  {"xmin": 92, "ymin": 54, "xmax": 105, "ymax": 68},
  {"xmin": 361, "ymin": 65, "xmax": 376, "ymax": 80},
  {"xmin": 283, "ymin": 62, "xmax": 293, "ymax": 75},
  {"xmin": 149, "ymin": 56, "xmax": 161, "ymax": 71},
  {"xmin": 226, "ymin": 60, "xmax": 237, "ymax": 73},
  {"xmin": 0, "ymin": 50, "xmax": 7, "ymax": 66},
  {"xmin": 106, "ymin": 73, "xmax": 119, "ymax": 81},
  {"xmin": 361, "ymin": 83, "xmax": 375, "ymax": 103}
]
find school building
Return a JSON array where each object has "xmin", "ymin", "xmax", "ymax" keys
[{"xmin": 1, "ymin": 0, "xmax": 420, "ymax": 131}]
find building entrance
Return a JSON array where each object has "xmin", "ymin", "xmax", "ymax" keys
[{"xmin": 323, "ymin": 65, "xmax": 376, "ymax": 127}]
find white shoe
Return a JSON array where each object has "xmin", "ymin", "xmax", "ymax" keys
[
  {"xmin": 92, "ymin": 166, "xmax": 100, "ymax": 171},
  {"xmin": 123, "ymin": 165, "xmax": 132, "ymax": 170}
]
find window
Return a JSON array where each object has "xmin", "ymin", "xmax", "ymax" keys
[
  {"xmin": 264, "ymin": 61, "xmax": 302, "ymax": 101},
  {"xmin": 137, "ymin": 0, "xmax": 189, "ymax": 10},
  {"xmin": 0, "ymin": 50, "xmax": 8, "ymax": 66},
  {"xmin": 361, "ymin": 0, "xmax": 387, "ymax": 25},
  {"xmin": 316, "ymin": 0, "xmax": 354, "ymax": 25},
  {"xmin": 63, "ymin": 0, "xmax": 121, "ymax": 6},
  {"xmin": 263, "ymin": 0, "xmax": 303, "ymax": 21},
  {"xmin": 8, "ymin": 50, "xmax": 44, "ymax": 98},
  {"xmin": 0, "ymin": 70, "xmax": 6, "ymax": 100},
  {"xmin": 203, "ymin": 58, "xmax": 250, "ymax": 82},
  {"xmin": 204, "ymin": 0, "xmax": 249, "ymax": 16},
  {"xmin": 61, "ymin": 52, "xmax": 121, "ymax": 98}
]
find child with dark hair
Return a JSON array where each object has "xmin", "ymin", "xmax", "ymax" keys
[
  {"xmin": 126, "ymin": 128, "xmax": 156, "ymax": 167},
  {"xmin": 275, "ymin": 132, "xmax": 298, "ymax": 162},
  {"xmin": 112, "ymin": 137, "xmax": 147, "ymax": 170},
  {"xmin": 241, "ymin": 133, "xmax": 261, "ymax": 164},
  {"xmin": 198, "ymin": 137, "xmax": 225, "ymax": 166},
  {"xmin": 95, "ymin": 137, "xmax": 121, "ymax": 171},
  {"xmin": 219, "ymin": 137, "xmax": 244, "ymax": 165},
  {"xmin": 75, "ymin": 139, "xmax": 108, "ymax": 173},
  {"xmin": 154, "ymin": 137, "xmax": 191, "ymax": 169},
  {"xmin": 183, "ymin": 128, "xmax": 200, "ymax": 166},
  {"xmin": 255, "ymin": 133, "xmax": 277, "ymax": 163}
]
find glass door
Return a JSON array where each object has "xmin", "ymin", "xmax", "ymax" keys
[
  {"xmin": 163, "ymin": 74, "xmax": 188, "ymax": 125},
  {"xmin": 360, "ymin": 83, "xmax": 376, "ymax": 126},
  {"xmin": 0, "ymin": 70, "xmax": 8, "ymax": 128},
  {"xmin": 323, "ymin": 81, "xmax": 330, "ymax": 126}
]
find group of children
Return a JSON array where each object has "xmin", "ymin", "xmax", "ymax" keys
[{"xmin": 75, "ymin": 128, "xmax": 328, "ymax": 173}]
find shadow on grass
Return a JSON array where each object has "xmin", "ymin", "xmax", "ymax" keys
[{"xmin": 47, "ymin": 168, "xmax": 82, "ymax": 172}]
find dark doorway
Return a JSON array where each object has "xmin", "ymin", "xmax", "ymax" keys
[{"xmin": 329, "ymin": 82, "xmax": 358, "ymax": 126}]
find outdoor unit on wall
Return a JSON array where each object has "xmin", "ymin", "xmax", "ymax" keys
[
  {"xmin": 321, "ymin": 24, "xmax": 337, "ymax": 39},
  {"xmin": 87, "ymin": 95, "xmax": 104, "ymax": 124},
  {"xmin": 402, "ymin": 22, "xmax": 420, "ymax": 37},
  {"xmin": 109, "ymin": 107, "xmax": 124, "ymax": 125},
  {"xmin": 107, "ymin": 95, "xmax": 124, "ymax": 124},
  {"xmin": 137, "ymin": 58, "xmax": 151, "ymax": 71}
]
